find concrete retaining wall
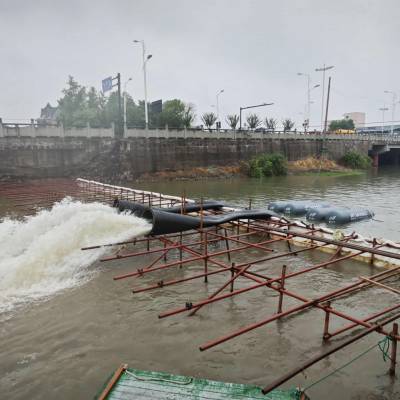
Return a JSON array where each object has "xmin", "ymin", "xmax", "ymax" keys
[{"xmin": 0, "ymin": 133, "xmax": 372, "ymax": 179}]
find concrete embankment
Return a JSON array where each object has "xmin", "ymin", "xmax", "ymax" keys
[{"xmin": 0, "ymin": 129, "xmax": 370, "ymax": 180}]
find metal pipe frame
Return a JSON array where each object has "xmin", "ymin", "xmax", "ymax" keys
[{"xmin": 5, "ymin": 178, "xmax": 400, "ymax": 393}]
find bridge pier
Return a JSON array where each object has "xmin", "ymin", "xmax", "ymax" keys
[{"xmin": 372, "ymin": 153, "xmax": 379, "ymax": 167}]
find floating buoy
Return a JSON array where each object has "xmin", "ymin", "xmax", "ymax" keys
[
  {"xmin": 306, "ymin": 206, "xmax": 336, "ymax": 221},
  {"xmin": 306, "ymin": 206, "xmax": 374, "ymax": 224},
  {"xmin": 268, "ymin": 201, "xmax": 290, "ymax": 213},
  {"xmin": 325, "ymin": 207, "xmax": 375, "ymax": 224},
  {"xmin": 283, "ymin": 201, "xmax": 331, "ymax": 216}
]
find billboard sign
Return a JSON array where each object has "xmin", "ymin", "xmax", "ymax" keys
[{"xmin": 151, "ymin": 99, "xmax": 162, "ymax": 114}]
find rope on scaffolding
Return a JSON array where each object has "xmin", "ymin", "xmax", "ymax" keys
[{"xmin": 302, "ymin": 336, "xmax": 392, "ymax": 393}]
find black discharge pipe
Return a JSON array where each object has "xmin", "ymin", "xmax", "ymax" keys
[
  {"xmin": 114, "ymin": 199, "xmax": 225, "ymax": 214},
  {"xmin": 113, "ymin": 200, "xmax": 278, "ymax": 236}
]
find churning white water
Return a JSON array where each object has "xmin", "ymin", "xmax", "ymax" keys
[{"xmin": 0, "ymin": 198, "xmax": 152, "ymax": 314}]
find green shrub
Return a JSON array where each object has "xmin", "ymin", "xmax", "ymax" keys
[
  {"xmin": 248, "ymin": 153, "xmax": 288, "ymax": 178},
  {"xmin": 341, "ymin": 151, "xmax": 372, "ymax": 169}
]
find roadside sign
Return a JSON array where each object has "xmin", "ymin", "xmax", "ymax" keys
[
  {"xmin": 102, "ymin": 77, "xmax": 113, "ymax": 92},
  {"xmin": 151, "ymin": 99, "xmax": 162, "ymax": 114}
]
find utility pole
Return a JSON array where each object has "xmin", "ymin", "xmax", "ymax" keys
[
  {"xmin": 321, "ymin": 77, "xmax": 331, "ymax": 157},
  {"xmin": 324, "ymin": 77, "xmax": 332, "ymax": 134},
  {"xmin": 315, "ymin": 64, "xmax": 334, "ymax": 132},
  {"xmin": 102, "ymin": 74, "xmax": 122, "ymax": 137}
]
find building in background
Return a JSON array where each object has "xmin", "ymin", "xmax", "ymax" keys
[
  {"xmin": 37, "ymin": 103, "xmax": 59, "ymax": 125},
  {"xmin": 343, "ymin": 112, "xmax": 366, "ymax": 128}
]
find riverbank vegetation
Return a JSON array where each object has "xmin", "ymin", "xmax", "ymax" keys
[
  {"xmin": 341, "ymin": 151, "xmax": 372, "ymax": 169},
  {"xmin": 248, "ymin": 153, "xmax": 288, "ymax": 178}
]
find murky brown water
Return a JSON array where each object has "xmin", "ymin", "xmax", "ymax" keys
[{"xmin": 1, "ymin": 168, "xmax": 400, "ymax": 399}]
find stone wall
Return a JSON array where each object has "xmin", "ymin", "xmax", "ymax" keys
[{"xmin": 0, "ymin": 133, "xmax": 372, "ymax": 180}]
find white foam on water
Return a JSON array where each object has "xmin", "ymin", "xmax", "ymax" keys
[{"xmin": 0, "ymin": 198, "xmax": 152, "ymax": 314}]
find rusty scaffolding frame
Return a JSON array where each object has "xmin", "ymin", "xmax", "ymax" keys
[{"xmin": 2, "ymin": 177, "xmax": 400, "ymax": 395}]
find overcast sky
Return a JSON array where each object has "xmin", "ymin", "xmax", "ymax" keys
[{"xmin": 1, "ymin": 0, "xmax": 399, "ymax": 128}]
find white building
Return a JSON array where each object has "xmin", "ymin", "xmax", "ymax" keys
[{"xmin": 343, "ymin": 112, "xmax": 366, "ymax": 128}]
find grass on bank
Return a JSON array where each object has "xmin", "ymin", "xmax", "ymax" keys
[
  {"xmin": 247, "ymin": 151, "xmax": 371, "ymax": 179},
  {"xmin": 341, "ymin": 151, "xmax": 372, "ymax": 169}
]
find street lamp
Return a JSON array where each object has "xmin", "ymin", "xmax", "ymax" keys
[
  {"xmin": 297, "ymin": 72, "xmax": 320, "ymax": 131},
  {"xmin": 123, "ymin": 77, "xmax": 133, "ymax": 131},
  {"xmin": 239, "ymin": 102, "xmax": 274, "ymax": 130},
  {"xmin": 133, "ymin": 40, "xmax": 152, "ymax": 129},
  {"xmin": 297, "ymin": 72, "xmax": 311, "ymax": 124},
  {"xmin": 379, "ymin": 106, "xmax": 389, "ymax": 135},
  {"xmin": 315, "ymin": 64, "xmax": 334, "ymax": 132},
  {"xmin": 216, "ymin": 89, "xmax": 224, "ymax": 122},
  {"xmin": 384, "ymin": 90, "xmax": 397, "ymax": 135}
]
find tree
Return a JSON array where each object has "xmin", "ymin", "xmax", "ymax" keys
[
  {"xmin": 246, "ymin": 113, "xmax": 261, "ymax": 129},
  {"xmin": 282, "ymin": 118, "xmax": 295, "ymax": 132},
  {"xmin": 54, "ymin": 75, "xmax": 194, "ymax": 130},
  {"xmin": 265, "ymin": 117, "xmax": 277, "ymax": 132},
  {"xmin": 158, "ymin": 99, "xmax": 185, "ymax": 128},
  {"xmin": 126, "ymin": 97, "xmax": 145, "ymax": 128},
  {"xmin": 226, "ymin": 114, "xmax": 240, "ymax": 130},
  {"xmin": 201, "ymin": 112, "xmax": 217, "ymax": 131},
  {"xmin": 86, "ymin": 87, "xmax": 108, "ymax": 127},
  {"xmin": 57, "ymin": 76, "xmax": 88, "ymax": 127},
  {"xmin": 182, "ymin": 103, "xmax": 196, "ymax": 128},
  {"xmin": 157, "ymin": 99, "xmax": 196, "ymax": 129},
  {"xmin": 329, "ymin": 118, "xmax": 355, "ymax": 131}
]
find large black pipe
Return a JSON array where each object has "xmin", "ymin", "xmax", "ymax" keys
[
  {"xmin": 114, "ymin": 200, "xmax": 278, "ymax": 236},
  {"xmin": 114, "ymin": 199, "xmax": 225, "ymax": 215}
]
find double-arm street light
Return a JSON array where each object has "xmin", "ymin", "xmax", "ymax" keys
[
  {"xmin": 315, "ymin": 64, "xmax": 334, "ymax": 132},
  {"xmin": 239, "ymin": 102, "xmax": 274, "ymax": 130},
  {"xmin": 133, "ymin": 40, "xmax": 152, "ymax": 129},
  {"xmin": 297, "ymin": 72, "xmax": 320, "ymax": 130},
  {"xmin": 384, "ymin": 90, "xmax": 398, "ymax": 135}
]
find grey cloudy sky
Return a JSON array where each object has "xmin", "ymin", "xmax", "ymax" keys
[{"xmin": 1, "ymin": 0, "xmax": 399, "ymax": 128}]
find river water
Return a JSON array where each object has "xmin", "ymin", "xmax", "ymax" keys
[{"xmin": 1, "ymin": 168, "xmax": 399, "ymax": 399}]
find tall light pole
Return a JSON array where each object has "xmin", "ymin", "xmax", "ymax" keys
[
  {"xmin": 315, "ymin": 64, "xmax": 334, "ymax": 132},
  {"xmin": 297, "ymin": 72, "xmax": 320, "ymax": 131},
  {"xmin": 216, "ymin": 89, "xmax": 224, "ymax": 122},
  {"xmin": 297, "ymin": 72, "xmax": 311, "ymax": 123},
  {"xmin": 133, "ymin": 40, "xmax": 152, "ymax": 129},
  {"xmin": 123, "ymin": 77, "xmax": 132, "ymax": 133},
  {"xmin": 384, "ymin": 90, "xmax": 397, "ymax": 135},
  {"xmin": 379, "ymin": 106, "xmax": 389, "ymax": 135}
]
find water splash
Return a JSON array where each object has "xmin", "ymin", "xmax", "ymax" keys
[{"xmin": 0, "ymin": 198, "xmax": 151, "ymax": 314}]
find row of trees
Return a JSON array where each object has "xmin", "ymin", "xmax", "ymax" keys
[
  {"xmin": 200, "ymin": 112, "xmax": 295, "ymax": 131},
  {"xmin": 54, "ymin": 76, "xmax": 298, "ymax": 131},
  {"xmin": 56, "ymin": 76, "xmax": 196, "ymax": 129}
]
